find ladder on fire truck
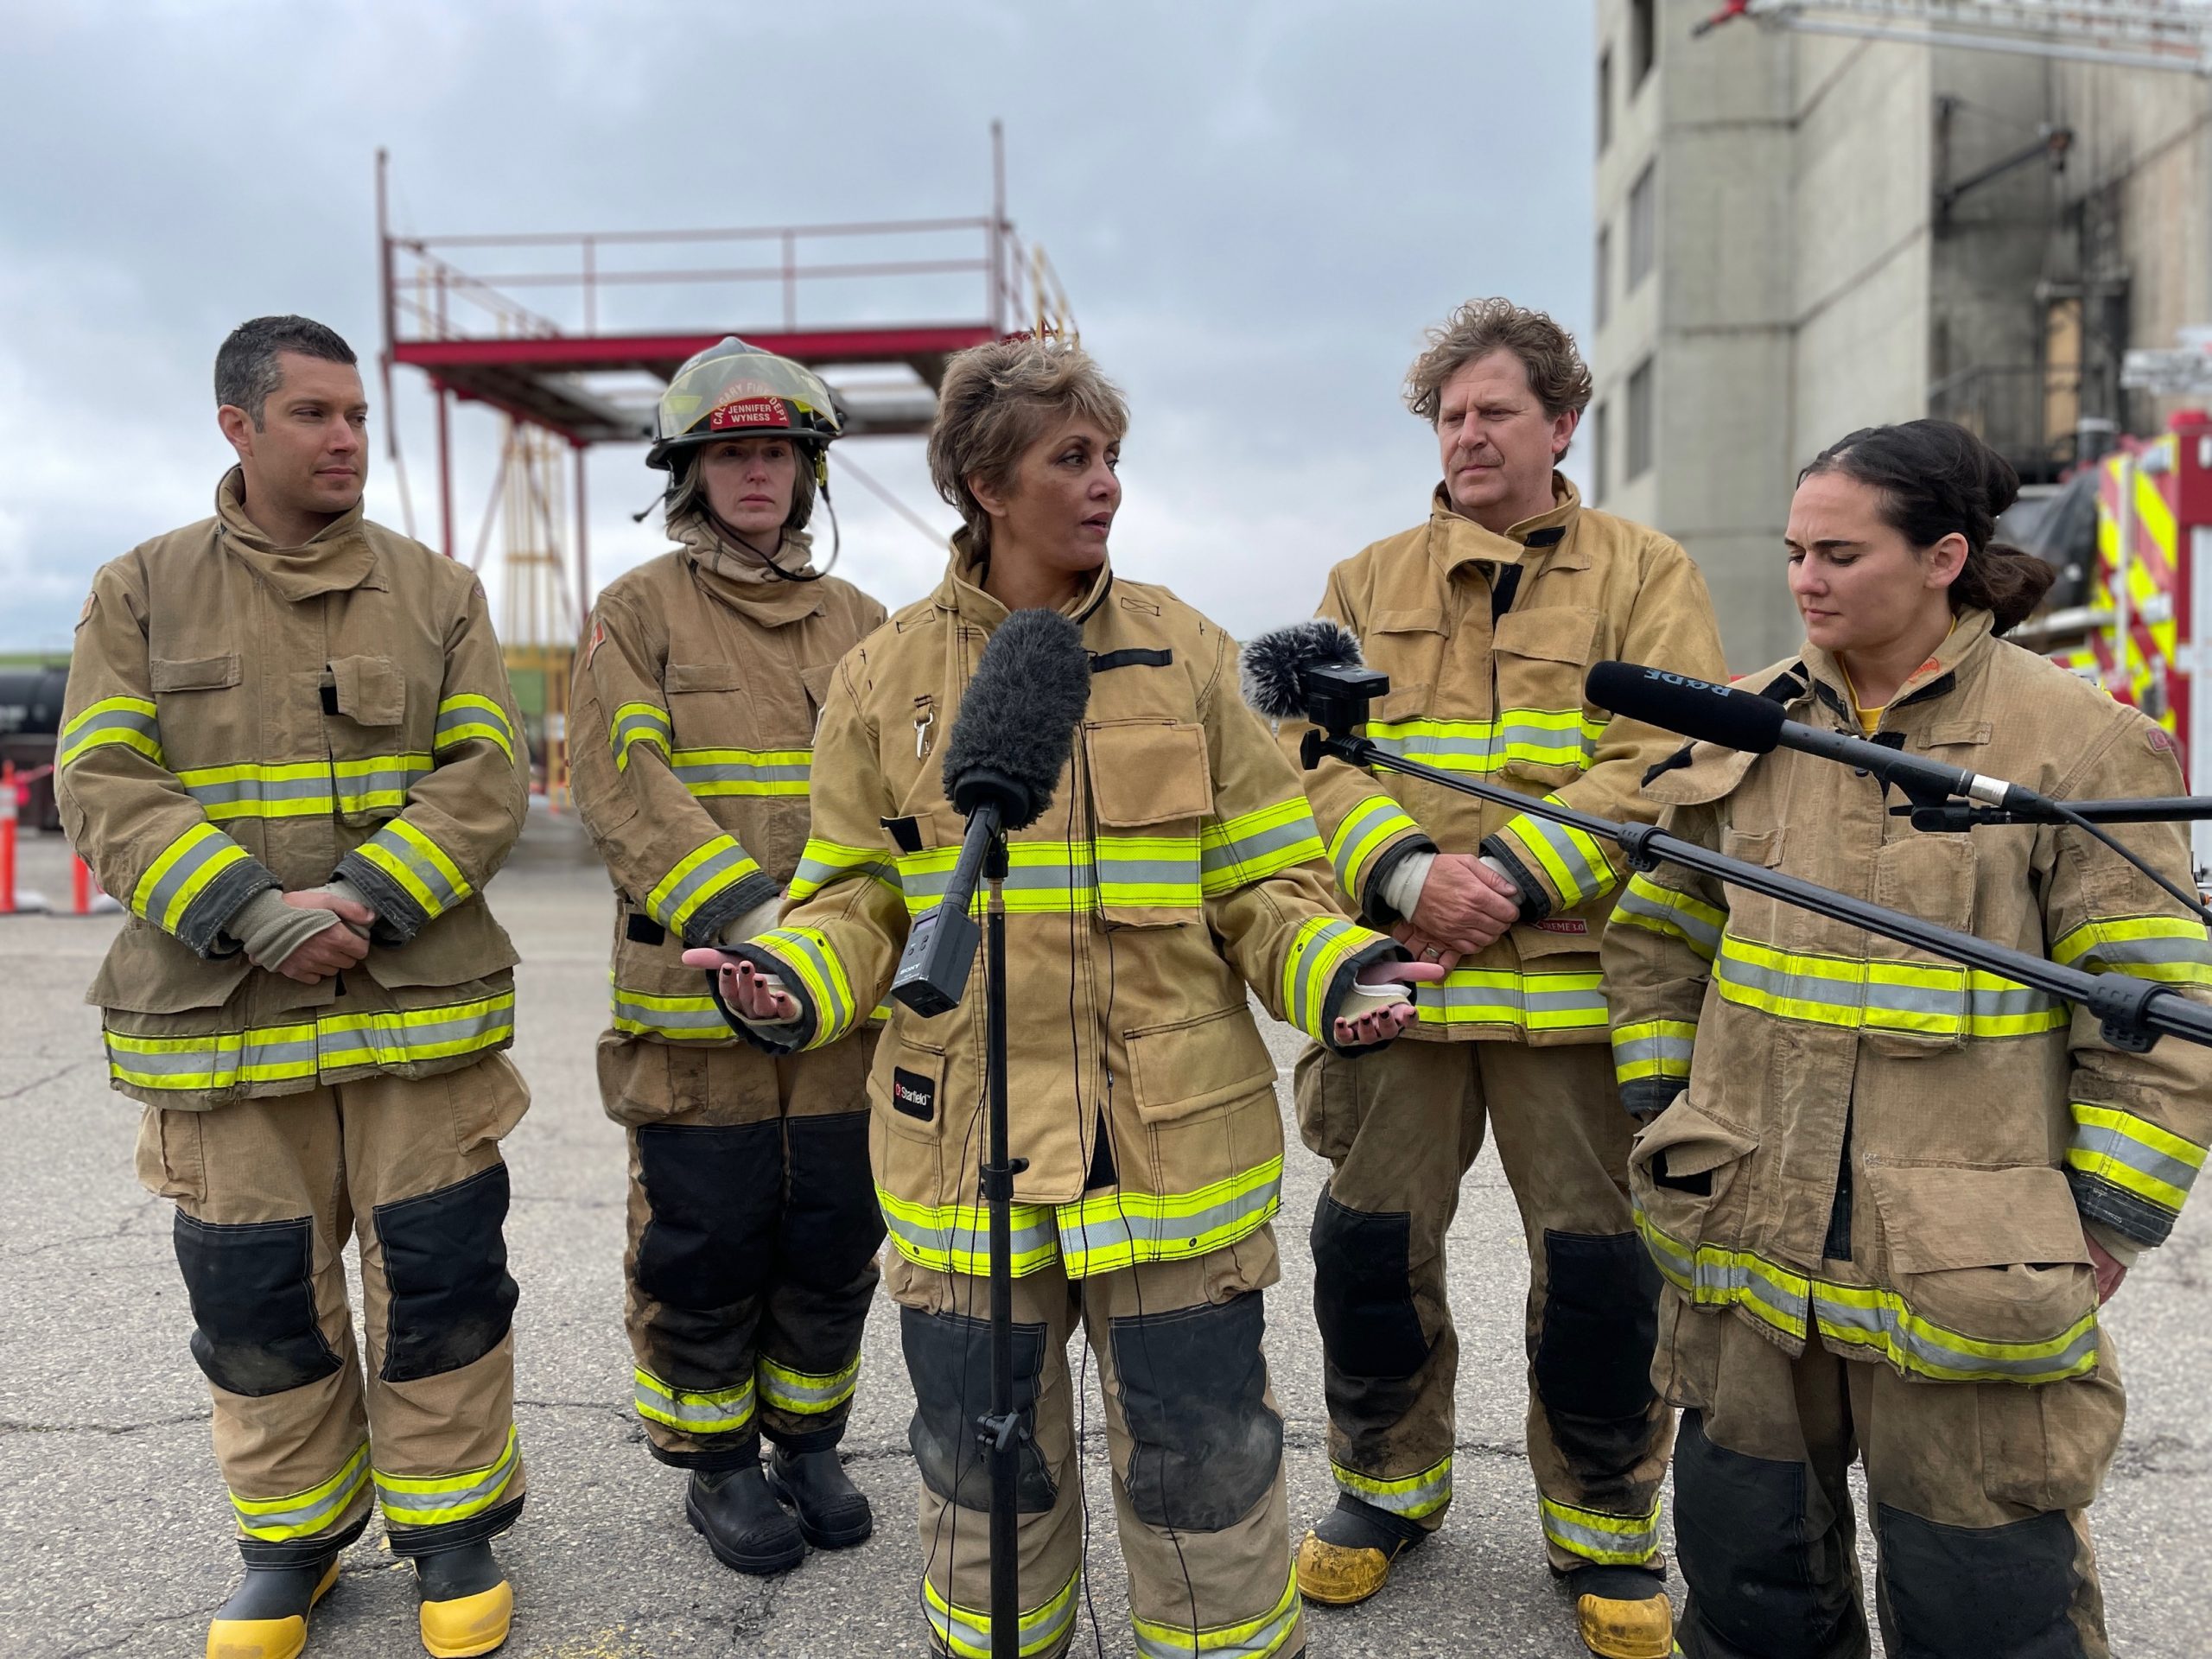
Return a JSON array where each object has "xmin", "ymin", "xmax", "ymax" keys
[{"xmin": 1697, "ymin": 0, "xmax": 2212, "ymax": 71}]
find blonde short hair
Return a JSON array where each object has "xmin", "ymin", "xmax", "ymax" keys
[
  {"xmin": 1404, "ymin": 298, "xmax": 1593, "ymax": 426},
  {"xmin": 927, "ymin": 337, "xmax": 1129, "ymax": 553}
]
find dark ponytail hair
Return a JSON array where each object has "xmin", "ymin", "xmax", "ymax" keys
[{"xmin": 1798, "ymin": 419, "xmax": 2056, "ymax": 634}]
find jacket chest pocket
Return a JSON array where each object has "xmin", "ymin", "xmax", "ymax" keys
[
  {"xmin": 1491, "ymin": 606, "xmax": 1600, "ymax": 785},
  {"xmin": 1083, "ymin": 719, "xmax": 1212, "ymax": 927},
  {"xmin": 323, "ymin": 654, "xmax": 414, "ymax": 825},
  {"xmin": 1863, "ymin": 832, "xmax": 1982, "ymax": 1055},
  {"xmin": 149, "ymin": 654, "xmax": 250, "ymax": 825}
]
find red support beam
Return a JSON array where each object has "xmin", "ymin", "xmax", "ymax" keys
[
  {"xmin": 394, "ymin": 324, "xmax": 996, "ymax": 375},
  {"xmin": 436, "ymin": 388, "xmax": 454, "ymax": 559}
]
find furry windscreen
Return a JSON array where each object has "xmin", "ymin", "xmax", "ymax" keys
[
  {"xmin": 941, "ymin": 607, "xmax": 1094, "ymax": 830},
  {"xmin": 1238, "ymin": 620, "xmax": 1363, "ymax": 721}
]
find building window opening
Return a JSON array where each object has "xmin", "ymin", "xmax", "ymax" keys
[
  {"xmin": 1627, "ymin": 162, "xmax": 1656, "ymax": 290},
  {"xmin": 1631, "ymin": 0, "xmax": 1656, "ymax": 89},
  {"xmin": 1626, "ymin": 359, "xmax": 1656, "ymax": 481}
]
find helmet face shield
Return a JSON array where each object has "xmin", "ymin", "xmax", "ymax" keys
[{"xmin": 647, "ymin": 336, "xmax": 842, "ymax": 470}]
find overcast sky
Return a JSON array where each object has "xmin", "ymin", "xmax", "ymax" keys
[{"xmin": 0, "ymin": 2, "xmax": 1593, "ymax": 653}]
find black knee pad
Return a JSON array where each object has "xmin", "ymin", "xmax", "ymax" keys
[
  {"xmin": 1109, "ymin": 1291, "xmax": 1283, "ymax": 1533},
  {"xmin": 781, "ymin": 1111, "xmax": 885, "ymax": 1292},
  {"xmin": 1675, "ymin": 1410, "xmax": 1860, "ymax": 1656},
  {"xmin": 1310, "ymin": 1186, "xmax": 1428, "ymax": 1378},
  {"xmin": 900, "ymin": 1306, "xmax": 1057, "ymax": 1512},
  {"xmin": 1878, "ymin": 1503, "xmax": 2084, "ymax": 1659},
  {"xmin": 373, "ymin": 1163, "xmax": 518, "ymax": 1382},
  {"xmin": 173, "ymin": 1212, "xmax": 340, "ymax": 1396},
  {"xmin": 634, "ymin": 1120, "xmax": 782, "ymax": 1312},
  {"xmin": 1533, "ymin": 1230, "xmax": 1661, "ymax": 1477}
]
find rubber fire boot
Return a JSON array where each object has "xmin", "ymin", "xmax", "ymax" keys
[
  {"xmin": 764, "ymin": 1445, "xmax": 874, "ymax": 1549},
  {"xmin": 1565, "ymin": 1564, "xmax": 1674, "ymax": 1659},
  {"xmin": 687, "ymin": 1463, "xmax": 806, "ymax": 1574},
  {"xmin": 415, "ymin": 1541, "xmax": 512, "ymax": 1659},
  {"xmin": 206, "ymin": 1556, "xmax": 340, "ymax": 1659},
  {"xmin": 1293, "ymin": 1495, "xmax": 1426, "ymax": 1607}
]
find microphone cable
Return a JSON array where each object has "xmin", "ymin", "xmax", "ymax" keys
[{"xmin": 2044, "ymin": 797, "xmax": 2212, "ymax": 928}]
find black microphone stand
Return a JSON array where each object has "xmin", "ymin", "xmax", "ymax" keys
[
  {"xmin": 887, "ymin": 808, "xmax": 1027, "ymax": 1657},
  {"xmin": 1292, "ymin": 675, "xmax": 2212, "ymax": 1055},
  {"xmin": 1899, "ymin": 797, "xmax": 2212, "ymax": 831}
]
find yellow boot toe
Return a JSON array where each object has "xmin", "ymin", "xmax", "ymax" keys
[
  {"xmin": 1294, "ymin": 1529, "xmax": 1405, "ymax": 1607},
  {"xmin": 419, "ymin": 1580, "xmax": 512, "ymax": 1659},
  {"xmin": 1577, "ymin": 1588, "xmax": 1675, "ymax": 1659},
  {"xmin": 207, "ymin": 1558, "xmax": 340, "ymax": 1659}
]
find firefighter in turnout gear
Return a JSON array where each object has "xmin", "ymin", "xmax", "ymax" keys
[
  {"xmin": 1279, "ymin": 302, "xmax": 1726, "ymax": 1658},
  {"xmin": 1603, "ymin": 421, "xmax": 2212, "ymax": 1659},
  {"xmin": 696, "ymin": 336, "xmax": 1439, "ymax": 1659},
  {"xmin": 57, "ymin": 318, "xmax": 531, "ymax": 1659},
  {"xmin": 569, "ymin": 338, "xmax": 889, "ymax": 1575}
]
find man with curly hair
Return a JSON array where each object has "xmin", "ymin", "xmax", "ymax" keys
[{"xmin": 1276, "ymin": 300, "xmax": 1726, "ymax": 1659}]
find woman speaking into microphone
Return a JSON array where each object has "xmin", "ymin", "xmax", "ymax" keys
[
  {"xmin": 691, "ymin": 334, "xmax": 1434, "ymax": 1659},
  {"xmin": 1602, "ymin": 419, "xmax": 2212, "ymax": 1658}
]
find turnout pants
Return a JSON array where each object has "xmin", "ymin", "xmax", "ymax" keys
[
  {"xmin": 1667, "ymin": 1300, "xmax": 2123, "ymax": 1659},
  {"xmin": 600, "ymin": 1031, "xmax": 882, "ymax": 1467},
  {"xmin": 132, "ymin": 1054, "xmax": 530, "ymax": 1565},
  {"xmin": 887, "ymin": 1230, "xmax": 1303, "ymax": 1659},
  {"xmin": 1294, "ymin": 1036, "xmax": 1671, "ymax": 1571}
]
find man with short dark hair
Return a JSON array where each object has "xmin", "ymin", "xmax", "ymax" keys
[
  {"xmin": 1280, "ymin": 299, "xmax": 1727, "ymax": 1659},
  {"xmin": 57, "ymin": 315, "xmax": 532, "ymax": 1659}
]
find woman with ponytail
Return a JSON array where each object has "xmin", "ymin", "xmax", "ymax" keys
[{"xmin": 1600, "ymin": 418, "xmax": 2212, "ymax": 1657}]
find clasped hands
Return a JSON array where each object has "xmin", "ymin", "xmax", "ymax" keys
[{"xmin": 1389, "ymin": 852, "xmax": 1522, "ymax": 974}]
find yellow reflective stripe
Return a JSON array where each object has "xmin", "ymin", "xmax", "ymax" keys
[
  {"xmin": 669, "ymin": 746, "xmax": 812, "ymax": 798},
  {"xmin": 58, "ymin": 696, "xmax": 163, "ymax": 767},
  {"xmin": 1497, "ymin": 797, "xmax": 1617, "ymax": 908},
  {"xmin": 1612, "ymin": 1018, "xmax": 1698, "ymax": 1083},
  {"xmin": 1714, "ymin": 935, "xmax": 2066, "ymax": 1039},
  {"xmin": 1331, "ymin": 1452, "xmax": 1452, "ymax": 1519},
  {"xmin": 1610, "ymin": 873, "xmax": 1723, "ymax": 963},
  {"xmin": 609, "ymin": 981, "xmax": 729, "ymax": 1042},
  {"xmin": 2068, "ymin": 1102, "xmax": 2207, "ymax": 1215},
  {"xmin": 1096, "ymin": 833, "xmax": 1205, "ymax": 910},
  {"xmin": 1131, "ymin": 1565, "xmax": 1300, "ymax": 1657},
  {"xmin": 1414, "ymin": 966, "xmax": 1610, "ymax": 1033},
  {"xmin": 1365, "ymin": 709, "xmax": 1605, "ymax": 774},
  {"xmin": 878, "ymin": 1185, "xmax": 1062, "ymax": 1276},
  {"xmin": 1056, "ymin": 1159, "xmax": 1281, "ymax": 1276},
  {"xmin": 1283, "ymin": 916, "xmax": 1373, "ymax": 1041},
  {"xmin": 1636, "ymin": 1210, "xmax": 2101, "ymax": 1383},
  {"xmin": 753, "ymin": 925, "xmax": 857, "ymax": 1047},
  {"xmin": 434, "ymin": 693, "xmax": 515, "ymax": 761},
  {"xmin": 1539, "ymin": 1494, "xmax": 1662, "ymax": 1567},
  {"xmin": 232, "ymin": 1442, "xmax": 371, "ymax": 1541},
  {"xmin": 611, "ymin": 702, "xmax": 672, "ymax": 771},
  {"xmin": 2050, "ymin": 914, "xmax": 2212, "ymax": 986},
  {"xmin": 758, "ymin": 1354, "xmax": 861, "ymax": 1415},
  {"xmin": 374, "ymin": 1426, "xmax": 519, "ymax": 1529},
  {"xmin": 634, "ymin": 1367, "xmax": 755, "ymax": 1434},
  {"xmin": 354, "ymin": 818, "xmax": 473, "ymax": 919},
  {"xmin": 788, "ymin": 837, "xmax": 901, "ymax": 903},
  {"xmin": 130, "ymin": 823, "xmax": 250, "ymax": 932},
  {"xmin": 896, "ymin": 841, "xmax": 1096, "ymax": 917},
  {"xmin": 1200, "ymin": 798, "xmax": 1325, "ymax": 895},
  {"xmin": 175, "ymin": 756, "xmax": 435, "ymax": 820},
  {"xmin": 925, "ymin": 1565, "xmax": 1080, "ymax": 1659},
  {"xmin": 105, "ymin": 994, "xmax": 514, "ymax": 1091},
  {"xmin": 1326, "ymin": 795, "xmax": 1421, "ymax": 902},
  {"xmin": 645, "ymin": 834, "xmax": 760, "ymax": 934}
]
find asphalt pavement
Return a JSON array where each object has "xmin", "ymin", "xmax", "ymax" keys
[{"xmin": 2, "ymin": 808, "xmax": 2205, "ymax": 1658}]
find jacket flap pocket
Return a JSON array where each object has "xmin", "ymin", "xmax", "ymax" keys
[
  {"xmin": 1085, "ymin": 720, "xmax": 1211, "ymax": 826},
  {"xmin": 89, "ymin": 925, "xmax": 252, "ymax": 1013},
  {"xmin": 1719, "ymin": 826, "xmax": 1783, "ymax": 868},
  {"xmin": 1630, "ymin": 1099, "xmax": 1760, "ymax": 1180},
  {"xmin": 1493, "ymin": 607, "xmax": 1598, "ymax": 665},
  {"xmin": 799, "ymin": 663, "xmax": 838, "ymax": 712},
  {"xmin": 1643, "ymin": 741, "xmax": 1760, "ymax": 807},
  {"xmin": 667, "ymin": 662, "xmax": 742, "ymax": 694},
  {"xmin": 151, "ymin": 654, "xmax": 242, "ymax": 693},
  {"xmin": 1125, "ymin": 1006, "xmax": 1276, "ymax": 1123},
  {"xmin": 1871, "ymin": 1164, "xmax": 2090, "ymax": 1273},
  {"xmin": 1369, "ymin": 607, "xmax": 1446, "ymax": 635},
  {"xmin": 874, "ymin": 1033, "xmax": 948, "ymax": 1141},
  {"xmin": 362, "ymin": 909, "xmax": 521, "ymax": 988},
  {"xmin": 327, "ymin": 654, "xmax": 404, "ymax": 725}
]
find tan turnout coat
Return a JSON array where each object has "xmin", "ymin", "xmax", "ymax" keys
[
  {"xmin": 1283, "ymin": 475, "xmax": 1727, "ymax": 1043},
  {"xmin": 57, "ymin": 470, "xmax": 529, "ymax": 1109},
  {"xmin": 1601, "ymin": 611, "xmax": 2212, "ymax": 1386}
]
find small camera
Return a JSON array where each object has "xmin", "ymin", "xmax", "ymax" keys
[{"xmin": 1299, "ymin": 663, "xmax": 1389, "ymax": 768}]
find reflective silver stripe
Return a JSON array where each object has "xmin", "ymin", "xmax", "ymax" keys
[
  {"xmin": 334, "ymin": 757, "xmax": 432, "ymax": 806},
  {"xmin": 58, "ymin": 701, "xmax": 164, "ymax": 766},
  {"xmin": 181, "ymin": 770, "xmax": 332, "ymax": 814},
  {"xmin": 1540, "ymin": 1497, "xmax": 1662, "ymax": 1566},
  {"xmin": 142, "ymin": 828, "xmax": 242, "ymax": 928},
  {"xmin": 107, "ymin": 1027, "xmax": 318, "ymax": 1082},
  {"xmin": 1422, "ymin": 977, "xmax": 1610, "ymax": 1022},
  {"xmin": 758, "ymin": 1357, "xmax": 860, "ymax": 1414},
  {"xmin": 897, "ymin": 856, "xmax": 1095, "ymax": 912},
  {"xmin": 1612, "ymin": 875, "xmax": 1721, "ymax": 959},
  {"xmin": 670, "ymin": 755, "xmax": 812, "ymax": 791},
  {"xmin": 878, "ymin": 1198, "xmax": 1060, "ymax": 1274},
  {"xmin": 1611, "ymin": 1030, "xmax": 1695, "ymax": 1074},
  {"xmin": 1095, "ymin": 845, "xmax": 1202, "ymax": 906},
  {"xmin": 612, "ymin": 707, "xmax": 671, "ymax": 750},
  {"xmin": 434, "ymin": 697, "xmax": 513, "ymax": 751},
  {"xmin": 358, "ymin": 823, "xmax": 468, "ymax": 915},
  {"xmin": 1132, "ymin": 1574, "xmax": 1301, "ymax": 1658},
  {"xmin": 373, "ymin": 1430, "xmax": 519, "ymax": 1527},
  {"xmin": 1332, "ymin": 1455, "xmax": 1452, "ymax": 1518},
  {"xmin": 790, "ymin": 843, "xmax": 899, "ymax": 899},
  {"xmin": 926, "ymin": 1567, "xmax": 1080, "ymax": 1658},
  {"xmin": 1503, "ymin": 810, "xmax": 1615, "ymax": 904},
  {"xmin": 610, "ymin": 989, "xmax": 729, "ymax": 1039},
  {"xmin": 634, "ymin": 1371, "xmax": 755, "ymax": 1432},
  {"xmin": 1639, "ymin": 1221, "xmax": 1813, "ymax": 1336},
  {"xmin": 1714, "ymin": 939, "xmax": 2063, "ymax": 1034},
  {"xmin": 2070, "ymin": 1116, "xmax": 2202, "ymax": 1205},
  {"xmin": 650, "ymin": 840, "xmax": 753, "ymax": 931},
  {"xmin": 1056, "ymin": 1171, "xmax": 1281, "ymax": 1270},
  {"xmin": 1808, "ymin": 1284, "xmax": 2101, "ymax": 1382},
  {"xmin": 232, "ymin": 1444, "xmax": 372, "ymax": 1539},
  {"xmin": 317, "ymin": 999, "xmax": 515, "ymax": 1067},
  {"xmin": 1199, "ymin": 809, "xmax": 1324, "ymax": 889}
]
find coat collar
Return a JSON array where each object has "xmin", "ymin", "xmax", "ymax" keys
[
  {"xmin": 671, "ymin": 512, "xmax": 826, "ymax": 626},
  {"xmin": 933, "ymin": 530, "xmax": 1114, "ymax": 632},
  {"xmin": 1424, "ymin": 472, "xmax": 1586, "ymax": 580},
  {"xmin": 213, "ymin": 466, "xmax": 383, "ymax": 599}
]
